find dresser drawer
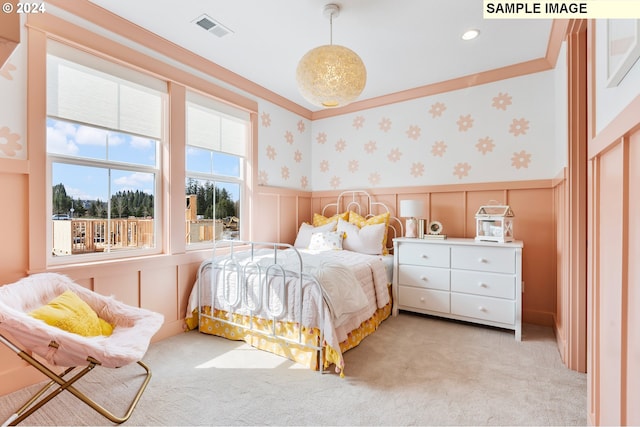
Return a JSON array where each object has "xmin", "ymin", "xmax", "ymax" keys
[
  {"xmin": 451, "ymin": 246, "xmax": 515, "ymax": 274},
  {"xmin": 399, "ymin": 286, "xmax": 450, "ymax": 314},
  {"xmin": 451, "ymin": 293, "xmax": 514, "ymax": 325},
  {"xmin": 399, "ymin": 265, "xmax": 450, "ymax": 291},
  {"xmin": 451, "ymin": 270, "xmax": 515, "ymax": 299},
  {"xmin": 398, "ymin": 243, "xmax": 449, "ymax": 268}
]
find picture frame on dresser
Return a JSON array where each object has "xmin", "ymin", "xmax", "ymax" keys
[{"xmin": 392, "ymin": 237, "xmax": 523, "ymax": 341}]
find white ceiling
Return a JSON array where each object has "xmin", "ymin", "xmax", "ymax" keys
[{"xmin": 87, "ymin": 0, "xmax": 553, "ymax": 112}]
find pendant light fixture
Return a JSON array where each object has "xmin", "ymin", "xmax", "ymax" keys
[{"xmin": 296, "ymin": 3, "xmax": 367, "ymax": 108}]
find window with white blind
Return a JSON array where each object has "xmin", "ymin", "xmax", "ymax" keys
[
  {"xmin": 46, "ymin": 41, "xmax": 165, "ymax": 261},
  {"xmin": 185, "ymin": 90, "xmax": 248, "ymax": 246}
]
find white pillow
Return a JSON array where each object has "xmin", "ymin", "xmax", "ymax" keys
[
  {"xmin": 337, "ymin": 218, "xmax": 386, "ymax": 255},
  {"xmin": 308, "ymin": 231, "xmax": 344, "ymax": 251},
  {"xmin": 293, "ymin": 222, "xmax": 336, "ymax": 248}
]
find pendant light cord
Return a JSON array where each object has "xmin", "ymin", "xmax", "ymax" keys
[{"xmin": 329, "ymin": 12, "xmax": 334, "ymax": 45}]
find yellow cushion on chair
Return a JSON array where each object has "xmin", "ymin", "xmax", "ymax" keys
[{"xmin": 29, "ymin": 290, "xmax": 113, "ymax": 337}]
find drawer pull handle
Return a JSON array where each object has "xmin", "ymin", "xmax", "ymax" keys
[
  {"xmin": 478, "ymin": 306, "xmax": 486, "ymax": 312},
  {"xmin": 421, "ymin": 254, "xmax": 428, "ymax": 259},
  {"xmin": 420, "ymin": 297, "xmax": 425, "ymax": 302},
  {"xmin": 420, "ymin": 276, "xmax": 428, "ymax": 281},
  {"xmin": 478, "ymin": 282, "xmax": 487, "ymax": 288},
  {"xmin": 478, "ymin": 257, "xmax": 487, "ymax": 263}
]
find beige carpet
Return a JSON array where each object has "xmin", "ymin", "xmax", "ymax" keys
[{"xmin": 0, "ymin": 313, "xmax": 587, "ymax": 426}]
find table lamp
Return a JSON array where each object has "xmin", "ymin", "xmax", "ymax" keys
[{"xmin": 400, "ymin": 199, "xmax": 424, "ymax": 238}]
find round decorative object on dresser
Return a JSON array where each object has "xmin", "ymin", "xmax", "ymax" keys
[{"xmin": 428, "ymin": 221, "xmax": 443, "ymax": 235}]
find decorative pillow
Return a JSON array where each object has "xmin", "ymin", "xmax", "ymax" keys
[
  {"xmin": 348, "ymin": 211, "xmax": 391, "ymax": 255},
  {"xmin": 293, "ymin": 221, "xmax": 336, "ymax": 248},
  {"xmin": 308, "ymin": 231, "xmax": 344, "ymax": 251},
  {"xmin": 28, "ymin": 290, "xmax": 113, "ymax": 337},
  {"xmin": 337, "ymin": 219, "xmax": 386, "ymax": 255},
  {"xmin": 312, "ymin": 211, "xmax": 349, "ymax": 227}
]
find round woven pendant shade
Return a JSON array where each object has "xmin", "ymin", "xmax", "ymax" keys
[{"xmin": 296, "ymin": 44, "xmax": 367, "ymax": 108}]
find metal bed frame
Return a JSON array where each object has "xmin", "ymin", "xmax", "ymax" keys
[
  {"xmin": 196, "ymin": 241, "xmax": 327, "ymax": 372},
  {"xmin": 194, "ymin": 190, "xmax": 402, "ymax": 374}
]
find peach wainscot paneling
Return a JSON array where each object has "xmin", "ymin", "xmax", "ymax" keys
[
  {"xmin": 595, "ymin": 142, "xmax": 624, "ymax": 426},
  {"xmin": 627, "ymin": 130, "xmax": 640, "ymax": 424},
  {"xmin": 253, "ymin": 192, "xmax": 279, "ymax": 242},
  {"xmin": 0, "ymin": 340, "xmax": 48, "ymax": 397},
  {"xmin": 310, "ymin": 182, "xmax": 557, "ymax": 328},
  {"xmin": 179, "ymin": 262, "xmax": 202, "ymax": 321},
  {"xmin": 587, "ymin": 73, "xmax": 640, "ymax": 423},
  {"xmin": 0, "ymin": 170, "xmax": 42, "ymax": 397},
  {"xmin": 588, "ymin": 118, "xmax": 640, "ymax": 426},
  {"xmin": 429, "ymin": 192, "xmax": 466, "ymax": 238},
  {"xmin": 553, "ymin": 171, "xmax": 569, "ymax": 361},
  {"xmin": 507, "ymin": 188, "xmax": 556, "ymax": 325},
  {"xmin": 94, "ymin": 272, "xmax": 140, "ymax": 308},
  {"xmin": 279, "ymin": 195, "xmax": 303, "ymax": 244},
  {"xmin": 141, "ymin": 266, "xmax": 179, "ymax": 325},
  {"xmin": 253, "ymin": 187, "xmax": 312, "ymax": 243},
  {"xmin": 0, "ymin": 169, "xmax": 29, "ymax": 283}
]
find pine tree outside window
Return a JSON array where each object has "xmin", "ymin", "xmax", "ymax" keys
[{"xmin": 185, "ymin": 90, "xmax": 248, "ymax": 247}]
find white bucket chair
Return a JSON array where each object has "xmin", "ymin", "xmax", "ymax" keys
[{"xmin": 0, "ymin": 273, "xmax": 164, "ymax": 426}]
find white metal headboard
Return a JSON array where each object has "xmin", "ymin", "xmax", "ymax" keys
[{"xmin": 321, "ymin": 190, "xmax": 403, "ymax": 252}]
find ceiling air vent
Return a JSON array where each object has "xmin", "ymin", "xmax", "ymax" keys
[{"xmin": 193, "ymin": 14, "xmax": 233, "ymax": 38}]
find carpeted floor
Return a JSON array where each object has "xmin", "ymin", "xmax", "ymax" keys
[{"xmin": 0, "ymin": 313, "xmax": 587, "ymax": 426}]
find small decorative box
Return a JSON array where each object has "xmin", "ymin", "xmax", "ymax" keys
[{"xmin": 475, "ymin": 204, "xmax": 515, "ymax": 243}]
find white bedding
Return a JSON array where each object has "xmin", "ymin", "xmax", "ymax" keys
[
  {"xmin": 381, "ymin": 254, "xmax": 394, "ymax": 283},
  {"xmin": 186, "ymin": 248, "xmax": 391, "ymax": 372}
]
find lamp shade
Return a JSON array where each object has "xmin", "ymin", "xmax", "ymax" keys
[
  {"xmin": 296, "ymin": 44, "xmax": 367, "ymax": 108},
  {"xmin": 400, "ymin": 200, "xmax": 424, "ymax": 219}
]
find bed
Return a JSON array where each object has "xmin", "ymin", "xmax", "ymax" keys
[{"xmin": 185, "ymin": 190, "xmax": 401, "ymax": 376}]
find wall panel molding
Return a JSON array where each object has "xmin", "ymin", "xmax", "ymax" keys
[
  {"xmin": 588, "ymin": 34, "xmax": 640, "ymax": 427},
  {"xmin": 562, "ymin": 21, "xmax": 588, "ymax": 373},
  {"xmin": 309, "ymin": 182, "xmax": 558, "ymax": 328}
]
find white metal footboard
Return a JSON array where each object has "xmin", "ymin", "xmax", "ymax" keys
[{"xmin": 196, "ymin": 240, "xmax": 326, "ymax": 373}]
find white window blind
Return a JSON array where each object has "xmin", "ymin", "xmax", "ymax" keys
[
  {"xmin": 47, "ymin": 40, "xmax": 165, "ymax": 140},
  {"xmin": 186, "ymin": 90, "xmax": 249, "ymax": 157}
]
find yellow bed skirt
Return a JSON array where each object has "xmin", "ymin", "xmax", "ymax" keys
[{"xmin": 195, "ymin": 301, "xmax": 392, "ymax": 374}]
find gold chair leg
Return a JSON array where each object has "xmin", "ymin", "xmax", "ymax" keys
[
  {"xmin": 63, "ymin": 361, "xmax": 153, "ymax": 424},
  {"xmin": 9, "ymin": 362, "xmax": 97, "ymax": 426},
  {"xmin": 1, "ymin": 339, "xmax": 153, "ymax": 426}
]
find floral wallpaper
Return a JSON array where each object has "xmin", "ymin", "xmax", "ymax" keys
[
  {"xmin": 3, "ymin": 29, "xmax": 558, "ymax": 193},
  {"xmin": 0, "ymin": 40, "xmax": 26, "ymax": 160},
  {"xmin": 259, "ymin": 70, "xmax": 559, "ymax": 191},
  {"xmin": 258, "ymin": 100, "xmax": 313, "ymax": 190}
]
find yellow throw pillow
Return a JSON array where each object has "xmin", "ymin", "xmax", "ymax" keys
[
  {"xmin": 29, "ymin": 290, "xmax": 113, "ymax": 337},
  {"xmin": 348, "ymin": 211, "xmax": 391, "ymax": 255},
  {"xmin": 312, "ymin": 211, "xmax": 349, "ymax": 227}
]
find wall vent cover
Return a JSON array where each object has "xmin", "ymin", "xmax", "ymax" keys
[{"xmin": 193, "ymin": 14, "xmax": 233, "ymax": 38}]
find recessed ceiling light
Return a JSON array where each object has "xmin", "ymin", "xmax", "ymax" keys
[{"xmin": 462, "ymin": 29, "xmax": 480, "ymax": 41}]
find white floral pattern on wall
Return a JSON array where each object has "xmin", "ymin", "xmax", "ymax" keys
[
  {"xmin": 257, "ymin": 71, "xmax": 556, "ymax": 191},
  {"xmin": 258, "ymin": 101, "xmax": 312, "ymax": 189},
  {"xmin": 310, "ymin": 70, "xmax": 556, "ymax": 190},
  {"xmin": 0, "ymin": 40, "xmax": 26, "ymax": 160}
]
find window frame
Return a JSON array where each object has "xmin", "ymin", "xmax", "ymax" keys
[
  {"xmin": 184, "ymin": 91, "xmax": 249, "ymax": 249},
  {"xmin": 46, "ymin": 118, "xmax": 164, "ymax": 265},
  {"xmin": 27, "ymin": 19, "xmax": 259, "ymax": 272},
  {"xmin": 44, "ymin": 44, "xmax": 167, "ymax": 265}
]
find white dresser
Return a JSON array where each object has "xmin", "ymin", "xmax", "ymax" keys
[{"xmin": 393, "ymin": 237, "xmax": 523, "ymax": 340}]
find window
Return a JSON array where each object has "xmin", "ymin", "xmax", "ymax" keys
[
  {"xmin": 185, "ymin": 91, "xmax": 248, "ymax": 246},
  {"xmin": 46, "ymin": 41, "xmax": 165, "ymax": 261}
]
